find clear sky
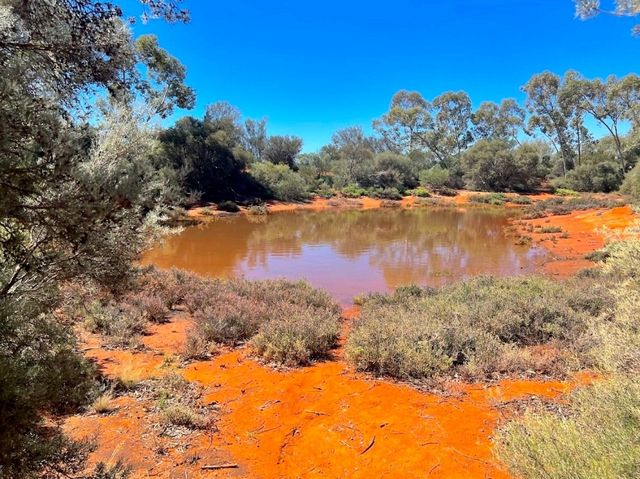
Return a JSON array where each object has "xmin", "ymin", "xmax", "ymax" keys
[{"xmin": 126, "ymin": 0, "xmax": 639, "ymax": 152}]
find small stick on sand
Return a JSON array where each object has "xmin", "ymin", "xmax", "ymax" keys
[
  {"xmin": 201, "ymin": 463, "xmax": 239, "ymax": 471},
  {"xmin": 360, "ymin": 436, "xmax": 375, "ymax": 455}
]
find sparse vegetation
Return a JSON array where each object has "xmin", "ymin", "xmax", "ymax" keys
[
  {"xmin": 346, "ymin": 276, "xmax": 612, "ymax": 380},
  {"xmin": 184, "ymin": 277, "xmax": 341, "ymax": 365}
]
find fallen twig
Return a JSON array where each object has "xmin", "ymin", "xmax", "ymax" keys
[
  {"xmin": 201, "ymin": 463, "xmax": 238, "ymax": 471},
  {"xmin": 360, "ymin": 435, "xmax": 375, "ymax": 455}
]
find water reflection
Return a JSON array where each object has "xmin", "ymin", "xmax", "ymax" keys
[{"xmin": 142, "ymin": 208, "xmax": 548, "ymax": 304}]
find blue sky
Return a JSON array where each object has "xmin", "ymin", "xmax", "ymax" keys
[{"xmin": 126, "ymin": 0, "xmax": 639, "ymax": 152}]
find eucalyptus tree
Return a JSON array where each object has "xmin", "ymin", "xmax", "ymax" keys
[
  {"xmin": 243, "ymin": 117, "xmax": 268, "ymax": 161},
  {"xmin": 472, "ymin": 99, "xmax": 526, "ymax": 144},
  {"xmin": 330, "ymin": 126, "xmax": 376, "ymax": 182},
  {"xmin": 0, "ymin": 1, "xmax": 193, "ymax": 476},
  {"xmin": 522, "ymin": 72, "xmax": 578, "ymax": 177},
  {"xmin": 429, "ymin": 91, "xmax": 474, "ymax": 161},
  {"xmin": 373, "ymin": 90, "xmax": 432, "ymax": 154},
  {"xmin": 575, "ymin": 0, "xmax": 640, "ymax": 34}
]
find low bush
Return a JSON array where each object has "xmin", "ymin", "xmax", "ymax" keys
[
  {"xmin": 509, "ymin": 195, "xmax": 532, "ymax": 205},
  {"xmin": 406, "ymin": 186, "xmax": 432, "ymax": 197},
  {"xmin": 341, "ymin": 184, "xmax": 368, "ymax": 198},
  {"xmin": 539, "ymin": 226, "xmax": 563, "ymax": 234},
  {"xmin": 251, "ymin": 304, "xmax": 340, "ymax": 365},
  {"xmin": 153, "ymin": 373, "xmax": 211, "ymax": 430},
  {"xmin": 123, "ymin": 291, "xmax": 169, "ymax": 323},
  {"xmin": 247, "ymin": 204, "xmax": 268, "ymax": 215},
  {"xmin": 525, "ymin": 196, "xmax": 626, "ymax": 218},
  {"xmin": 369, "ymin": 187, "xmax": 403, "ymax": 200},
  {"xmin": 83, "ymin": 301, "xmax": 147, "ymax": 348},
  {"xmin": 185, "ymin": 278, "xmax": 341, "ymax": 365},
  {"xmin": 346, "ymin": 276, "xmax": 611, "ymax": 380},
  {"xmin": 217, "ymin": 200, "xmax": 240, "ymax": 213},
  {"xmin": 435, "ymin": 187, "xmax": 458, "ymax": 197},
  {"xmin": 495, "ymin": 376, "xmax": 640, "ymax": 479},
  {"xmin": 469, "ymin": 193, "xmax": 507, "ymax": 205},
  {"xmin": 554, "ymin": 187, "xmax": 579, "ymax": 197}
]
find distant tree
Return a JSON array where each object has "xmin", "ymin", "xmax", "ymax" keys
[
  {"xmin": 203, "ymin": 101, "xmax": 243, "ymax": 147},
  {"xmin": 472, "ymin": 99, "xmax": 525, "ymax": 144},
  {"xmin": 264, "ymin": 135, "xmax": 303, "ymax": 169},
  {"xmin": 428, "ymin": 91, "xmax": 474, "ymax": 161},
  {"xmin": 331, "ymin": 126, "xmax": 376, "ymax": 182},
  {"xmin": 522, "ymin": 72, "xmax": 578, "ymax": 177},
  {"xmin": 373, "ymin": 90, "xmax": 432, "ymax": 153},
  {"xmin": 243, "ymin": 117, "xmax": 268, "ymax": 161}
]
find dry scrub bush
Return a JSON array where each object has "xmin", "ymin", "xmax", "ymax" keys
[
  {"xmin": 251, "ymin": 304, "xmax": 341, "ymax": 365},
  {"xmin": 524, "ymin": 195, "xmax": 625, "ymax": 218},
  {"xmin": 345, "ymin": 277, "xmax": 611, "ymax": 380},
  {"xmin": 495, "ymin": 376, "xmax": 640, "ymax": 479},
  {"xmin": 123, "ymin": 291, "xmax": 169, "ymax": 323},
  {"xmin": 186, "ymin": 278, "xmax": 341, "ymax": 365},
  {"xmin": 153, "ymin": 372, "xmax": 212, "ymax": 430},
  {"xmin": 83, "ymin": 301, "xmax": 147, "ymax": 348}
]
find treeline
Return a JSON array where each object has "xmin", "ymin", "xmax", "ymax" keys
[{"xmin": 156, "ymin": 71, "xmax": 640, "ymax": 205}]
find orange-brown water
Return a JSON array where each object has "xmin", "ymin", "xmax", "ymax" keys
[{"xmin": 143, "ymin": 208, "xmax": 548, "ymax": 304}]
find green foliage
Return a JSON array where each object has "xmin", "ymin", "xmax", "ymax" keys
[
  {"xmin": 621, "ymin": 161, "xmax": 640, "ymax": 202},
  {"xmin": 369, "ymin": 187, "xmax": 403, "ymax": 200},
  {"xmin": 346, "ymin": 276, "xmax": 610, "ymax": 380},
  {"xmin": 469, "ymin": 193, "xmax": 508, "ymax": 205},
  {"xmin": 509, "ymin": 195, "xmax": 533, "ymax": 204},
  {"xmin": 554, "ymin": 187, "xmax": 580, "ymax": 196},
  {"xmin": 462, "ymin": 140, "xmax": 545, "ymax": 191},
  {"xmin": 566, "ymin": 161, "xmax": 624, "ymax": 193},
  {"xmin": 341, "ymin": 184, "xmax": 368, "ymax": 198},
  {"xmin": 419, "ymin": 165, "xmax": 451, "ymax": 188},
  {"xmin": 526, "ymin": 196, "xmax": 626, "ymax": 218},
  {"xmin": 264, "ymin": 135, "xmax": 303, "ymax": 169},
  {"xmin": 250, "ymin": 162, "xmax": 309, "ymax": 201},
  {"xmin": 405, "ymin": 186, "xmax": 432, "ymax": 197},
  {"xmin": 496, "ymin": 376, "xmax": 640, "ymax": 479}
]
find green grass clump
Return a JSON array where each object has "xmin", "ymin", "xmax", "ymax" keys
[
  {"xmin": 405, "ymin": 186, "xmax": 432, "ymax": 197},
  {"xmin": 554, "ymin": 187, "xmax": 579, "ymax": 197},
  {"xmin": 345, "ymin": 276, "xmax": 612, "ymax": 380},
  {"xmin": 495, "ymin": 376, "xmax": 640, "ymax": 479}
]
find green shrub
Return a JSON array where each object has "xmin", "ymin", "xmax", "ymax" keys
[
  {"xmin": 217, "ymin": 200, "xmax": 240, "ymax": 212},
  {"xmin": 495, "ymin": 376, "xmax": 640, "ymax": 479},
  {"xmin": 83, "ymin": 301, "xmax": 147, "ymax": 348},
  {"xmin": 341, "ymin": 184, "xmax": 368, "ymax": 198},
  {"xmin": 251, "ymin": 162, "xmax": 309, "ymax": 201},
  {"xmin": 565, "ymin": 161, "xmax": 623, "ymax": 193},
  {"xmin": 251, "ymin": 304, "xmax": 340, "ymax": 365},
  {"xmin": 509, "ymin": 195, "xmax": 532, "ymax": 204},
  {"xmin": 469, "ymin": 192, "xmax": 507, "ymax": 205},
  {"xmin": 406, "ymin": 186, "xmax": 432, "ymax": 197},
  {"xmin": 369, "ymin": 187, "xmax": 403, "ymax": 200},
  {"xmin": 621, "ymin": 161, "xmax": 640, "ymax": 203},
  {"xmin": 346, "ymin": 276, "xmax": 610, "ymax": 380},
  {"xmin": 419, "ymin": 165, "xmax": 451, "ymax": 189},
  {"xmin": 554, "ymin": 187, "xmax": 579, "ymax": 197}
]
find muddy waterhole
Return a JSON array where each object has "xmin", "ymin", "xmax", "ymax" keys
[{"xmin": 143, "ymin": 208, "xmax": 548, "ymax": 304}]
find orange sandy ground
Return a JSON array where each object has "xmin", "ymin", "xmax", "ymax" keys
[
  {"xmin": 62, "ymin": 196, "xmax": 636, "ymax": 478},
  {"xmin": 514, "ymin": 205, "xmax": 636, "ymax": 276},
  {"xmin": 65, "ymin": 312, "xmax": 594, "ymax": 479}
]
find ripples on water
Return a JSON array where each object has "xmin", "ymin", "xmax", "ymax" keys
[{"xmin": 142, "ymin": 208, "xmax": 548, "ymax": 304}]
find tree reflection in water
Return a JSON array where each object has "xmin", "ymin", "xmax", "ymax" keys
[{"xmin": 142, "ymin": 208, "xmax": 548, "ymax": 304}]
